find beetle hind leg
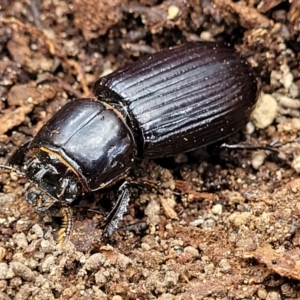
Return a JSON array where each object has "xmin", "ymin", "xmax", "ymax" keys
[
  {"xmin": 103, "ymin": 181, "xmax": 130, "ymax": 237},
  {"xmin": 57, "ymin": 206, "xmax": 73, "ymax": 248}
]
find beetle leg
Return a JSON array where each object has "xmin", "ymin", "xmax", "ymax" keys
[
  {"xmin": 57, "ymin": 206, "xmax": 73, "ymax": 248},
  {"xmin": 57, "ymin": 178, "xmax": 69, "ymax": 199},
  {"xmin": 0, "ymin": 164, "xmax": 26, "ymax": 177},
  {"xmin": 221, "ymin": 142, "xmax": 279, "ymax": 153},
  {"xmin": 7, "ymin": 139, "xmax": 32, "ymax": 166},
  {"xmin": 103, "ymin": 181, "xmax": 130, "ymax": 237}
]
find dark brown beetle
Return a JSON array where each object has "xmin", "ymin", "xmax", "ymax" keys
[{"xmin": 0, "ymin": 42, "xmax": 259, "ymax": 246}]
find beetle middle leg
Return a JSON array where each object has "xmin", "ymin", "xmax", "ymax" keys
[{"xmin": 102, "ymin": 180, "xmax": 131, "ymax": 237}]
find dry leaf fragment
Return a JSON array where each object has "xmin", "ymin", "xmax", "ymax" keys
[{"xmin": 244, "ymin": 243, "xmax": 300, "ymax": 280}]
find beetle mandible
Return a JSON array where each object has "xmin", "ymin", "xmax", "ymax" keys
[{"xmin": 0, "ymin": 42, "xmax": 259, "ymax": 246}]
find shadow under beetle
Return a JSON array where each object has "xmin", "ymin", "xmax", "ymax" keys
[{"xmin": 0, "ymin": 42, "xmax": 259, "ymax": 247}]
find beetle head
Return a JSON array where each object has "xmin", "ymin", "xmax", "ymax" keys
[
  {"xmin": 0, "ymin": 150, "xmax": 79, "ymax": 247},
  {"xmin": 23, "ymin": 150, "xmax": 82, "ymax": 209}
]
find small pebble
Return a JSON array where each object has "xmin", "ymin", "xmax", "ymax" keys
[
  {"xmin": 292, "ymin": 156, "xmax": 300, "ymax": 173},
  {"xmin": 14, "ymin": 283, "xmax": 34, "ymax": 300},
  {"xmin": 0, "ymin": 263, "xmax": 8, "ymax": 280},
  {"xmin": 15, "ymin": 233, "xmax": 28, "ymax": 249},
  {"xmin": 173, "ymin": 153, "xmax": 188, "ymax": 164},
  {"xmin": 9, "ymin": 172, "xmax": 19, "ymax": 181},
  {"xmin": 219, "ymin": 258, "xmax": 232, "ymax": 273},
  {"xmin": 224, "ymin": 190, "xmax": 245, "ymax": 205},
  {"xmin": 189, "ymin": 218, "xmax": 204, "ymax": 227},
  {"xmin": 266, "ymin": 291, "xmax": 281, "ymax": 300},
  {"xmin": 92, "ymin": 286, "xmax": 108, "ymax": 299},
  {"xmin": 40, "ymin": 239, "xmax": 55, "ymax": 253},
  {"xmin": 27, "ymin": 257, "xmax": 38, "ymax": 270},
  {"xmin": 291, "ymin": 118, "xmax": 300, "ymax": 130},
  {"xmin": 200, "ymin": 31, "xmax": 214, "ymax": 41},
  {"xmin": 62, "ymin": 287, "xmax": 76, "ymax": 298},
  {"xmin": 10, "ymin": 276, "xmax": 22, "ymax": 288},
  {"xmin": 257, "ymin": 287, "xmax": 268, "ymax": 299},
  {"xmin": 0, "ymin": 247, "xmax": 6, "ymax": 262},
  {"xmin": 282, "ymin": 72, "xmax": 293, "ymax": 90},
  {"xmin": 252, "ymin": 151, "xmax": 267, "ymax": 170},
  {"xmin": 251, "ymin": 93, "xmax": 278, "ymax": 129},
  {"xmin": 211, "ymin": 204, "xmax": 223, "ymax": 215},
  {"xmin": 158, "ymin": 294, "xmax": 174, "ymax": 300},
  {"xmin": 167, "ymin": 5, "xmax": 179, "ymax": 20},
  {"xmin": 280, "ymin": 64, "xmax": 293, "ymax": 89},
  {"xmin": 281, "ymin": 283, "xmax": 296, "ymax": 297},
  {"xmin": 144, "ymin": 198, "xmax": 160, "ymax": 218},
  {"xmin": 202, "ymin": 219, "xmax": 216, "ymax": 228},
  {"xmin": 289, "ymin": 83, "xmax": 299, "ymax": 98},
  {"xmin": 40, "ymin": 255, "xmax": 55, "ymax": 273},
  {"xmin": 95, "ymin": 269, "xmax": 107, "ymax": 286},
  {"xmin": 183, "ymin": 246, "xmax": 199, "ymax": 257},
  {"xmin": 0, "ymin": 194, "xmax": 16, "ymax": 214},
  {"xmin": 141, "ymin": 243, "xmax": 151, "ymax": 251},
  {"xmin": 117, "ymin": 253, "xmax": 132, "ymax": 270},
  {"xmin": 0, "ymin": 291, "xmax": 11, "ymax": 300},
  {"xmin": 84, "ymin": 253, "xmax": 106, "ymax": 271},
  {"xmin": 33, "ymin": 251, "xmax": 45, "ymax": 261},
  {"xmin": 0, "ymin": 280, "xmax": 7, "ymax": 292},
  {"xmin": 163, "ymin": 270, "xmax": 179, "ymax": 287},
  {"xmin": 278, "ymin": 95, "xmax": 300, "ymax": 109},
  {"xmin": 12, "ymin": 253, "xmax": 26, "ymax": 264},
  {"xmin": 30, "ymin": 224, "xmax": 44, "ymax": 238},
  {"xmin": 165, "ymin": 223, "xmax": 173, "ymax": 231},
  {"xmin": 15, "ymin": 220, "xmax": 31, "ymax": 232},
  {"xmin": 10, "ymin": 262, "xmax": 35, "ymax": 282},
  {"xmin": 245, "ymin": 121, "xmax": 255, "ymax": 134},
  {"xmin": 228, "ymin": 212, "xmax": 252, "ymax": 227},
  {"xmin": 148, "ymin": 223, "xmax": 156, "ymax": 234}
]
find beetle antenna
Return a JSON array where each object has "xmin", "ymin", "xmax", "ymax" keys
[
  {"xmin": 0, "ymin": 164, "xmax": 26, "ymax": 177},
  {"xmin": 57, "ymin": 206, "xmax": 73, "ymax": 248}
]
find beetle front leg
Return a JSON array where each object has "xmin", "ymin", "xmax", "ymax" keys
[
  {"xmin": 7, "ymin": 139, "xmax": 32, "ymax": 166},
  {"xmin": 103, "ymin": 181, "xmax": 131, "ymax": 237}
]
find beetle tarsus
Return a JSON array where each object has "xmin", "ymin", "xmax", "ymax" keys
[
  {"xmin": 103, "ymin": 181, "xmax": 131, "ymax": 237},
  {"xmin": 221, "ymin": 143, "xmax": 279, "ymax": 153},
  {"xmin": 57, "ymin": 206, "xmax": 73, "ymax": 248}
]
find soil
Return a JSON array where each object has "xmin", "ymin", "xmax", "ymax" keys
[{"xmin": 0, "ymin": 0, "xmax": 300, "ymax": 299}]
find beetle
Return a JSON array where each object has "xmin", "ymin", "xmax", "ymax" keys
[{"xmin": 0, "ymin": 42, "xmax": 258, "ymax": 246}]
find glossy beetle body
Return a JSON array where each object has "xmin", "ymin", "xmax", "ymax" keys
[{"xmin": 1, "ymin": 42, "xmax": 258, "ymax": 246}]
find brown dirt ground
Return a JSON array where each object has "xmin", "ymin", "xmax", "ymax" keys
[{"xmin": 0, "ymin": 0, "xmax": 300, "ymax": 299}]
